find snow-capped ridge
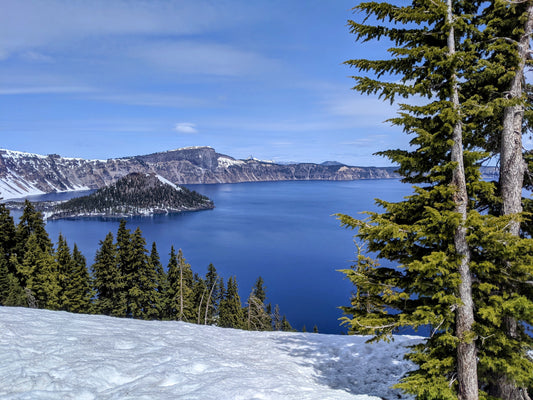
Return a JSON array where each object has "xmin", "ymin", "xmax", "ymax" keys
[{"xmin": 0, "ymin": 146, "xmax": 401, "ymax": 200}]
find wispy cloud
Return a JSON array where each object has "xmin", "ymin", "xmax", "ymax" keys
[
  {"xmin": 92, "ymin": 93, "xmax": 208, "ymax": 108},
  {"xmin": 174, "ymin": 122, "xmax": 198, "ymax": 134},
  {"xmin": 0, "ymin": 0, "xmax": 240, "ymax": 58},
  {"xmin": 0, "ymin": 86, "xmax": 96, "ymax": 95},
  {"xmin": 133, "ymin": 41, "xmax": 280, "ymax": 77}
]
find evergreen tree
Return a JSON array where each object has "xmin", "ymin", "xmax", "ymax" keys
[
  {"xmin": 0, "ymin": 252, "xmax": 25, "ymax": 306},
  {"xmin": 115, "ymin": 220, "xmax": 132, "ymax": 317},
  {"xmin": 281, "ymin": 315, "xmax": 294, "ymax": 332},
  {"xmin": 69, "ymin": 244, "xmax": 93, "ymax": 314},
  {"xmin": 56, "ymin": 233, "xmax": 74, "ymax": 311},
  {"xmin": 176, "ymin": 249, "xmax": 194, "ymax": 322},
  {"xmin": 272, "ymin": 304, "xmax": 282, "ymax": 331},
  {"xmin": 17, "ymin": 234, "xmax": 60, "ymax": 309},
  {"xmin": 192, "ymin": 273, "xmax": 207, "ymax": 324},
  {"xmin": 471, "ymin": 3, "xmax": 533, "ymax": 398},
  {"xmin": 128, "ymin": 227, "xmax": 159, "ymax": 320},
  {"xmin": 218, "ymin": 276, "xmax": 244, "ymax": 329},
  {"xmin": 203, "ymin": 263, "xmax": 220, "ymax": 325},
  {"xmin": 92, "ymin": 232, "xmax": 125, "ymax": 316},
  {"xmin": 336, "ymin": 1, "xmax": 533, "ymax": 399},
  {"xmin": 0, "ymin": 203, "xmax": 16, "ymax": 269},
  {"xmin": 15, "ymin": 200, "xmax": 53, "ymax": 259},
  {"xmin": 166, "ymin": 246, "xmax": 179, "ymax": 319},
  {"xmin": 245, "ymin": 277, "xmax": 271, "ymax": 331},
  {"xmin": 149, "ymin": 242, "xmax": 168, "ymax": 320}
]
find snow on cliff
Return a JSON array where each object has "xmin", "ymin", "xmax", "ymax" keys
[{"xmin": 0, "ymin": 307, "xmax": 421, "ymax": 400}]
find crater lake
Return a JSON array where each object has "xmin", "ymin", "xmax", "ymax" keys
[{"xmin": 12, "ymin": 179, "xmax": 411, "ymax": 334}]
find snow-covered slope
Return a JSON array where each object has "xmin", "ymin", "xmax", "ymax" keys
[{"xmin": 0, "ymin": 307, "xmax": 421, "ymax": 400}]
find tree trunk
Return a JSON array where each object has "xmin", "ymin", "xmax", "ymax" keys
[
  {"xmin": 447, "ymin": 2, "xmax": 478, "ymax": 400},
  {"xmin": 179, "ymin": 262, "xmax": 184, "ymax": 321},
  {"xmin": 204, "ymin": 278, "xmax": 218, "ymax": 325},
  {"xmin": 493, "ymin": 3, "xmax": 533, "ymax": 400}
]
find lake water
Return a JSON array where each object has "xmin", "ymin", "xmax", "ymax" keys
[{"xmin": 13, "ymin": 179, "xmax": 411, "ymax": 334}]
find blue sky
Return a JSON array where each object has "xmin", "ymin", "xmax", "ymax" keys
[{"xmin": 0, "ymin": 0, "xmax": 405, "ymax": 166}]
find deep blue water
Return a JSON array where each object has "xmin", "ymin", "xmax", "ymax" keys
[{"xmin": 12, "ymin": 180, "xmax": 411, "ymax": 334}]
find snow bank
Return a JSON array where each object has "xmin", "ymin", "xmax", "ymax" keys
[{"xmin": 0, "ymin": 307, "xmax": 421, "ymax": 400}]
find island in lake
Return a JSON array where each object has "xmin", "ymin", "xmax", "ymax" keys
[{"xmin": 14, "ymin": 173, "xmax": 215, "ymax": 219}]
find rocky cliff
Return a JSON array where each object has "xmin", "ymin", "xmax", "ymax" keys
[{"xmin": 0, "ymin": 146, "xmax": 401, "ymax": 199}]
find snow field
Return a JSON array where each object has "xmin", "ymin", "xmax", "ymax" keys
[{"xmin": 0, "ymin": 307, "xmax": 421, "ymax": 400}]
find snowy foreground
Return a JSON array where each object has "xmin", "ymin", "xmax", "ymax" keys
[{"xmin": 0, "ymin": 307, "xmax": 422, "ymax": 400}]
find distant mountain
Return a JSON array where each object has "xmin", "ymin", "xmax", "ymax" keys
[
  {"xmin": 0, "ymin": 146, "xmax": 401, "ymax": 200},
  {"xmin": 320, "ymin": 161, "xmax": 345, "ymax": 166},
  {"xmin": 46, "ymin": 172, "xmax": 214, "ymax": 219}
]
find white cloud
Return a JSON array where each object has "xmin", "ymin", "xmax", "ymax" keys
[
  {"xmin": 93, "ymin": 93, "xmax": 208, "ymax": 108},
  {"xmin": 174, "ymin": 122, "xmax": 198, "ymax": 134},
  {"xmin": 133, "ymin": 41, "xmax": 279, "ymax": 77},
  {"xmin": 0, "ymin": 86, "xmax": 96, "ymax": 95},
  {"xmin": 0, "ymin": 0, "xmax": 236, "ymax": 58}
]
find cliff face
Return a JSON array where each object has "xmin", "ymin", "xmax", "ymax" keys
[{"xmin": 0, "ymin": 147, "xmax": 400, "ymax": 199}]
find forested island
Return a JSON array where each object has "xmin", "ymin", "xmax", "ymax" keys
[{"xmin": 16, "ymin": 173, "xmax": 214, "ymax": 219}]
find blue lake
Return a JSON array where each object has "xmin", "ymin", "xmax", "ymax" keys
[{"xmin": 14, "ymin": 179, "xmax": 411, "ymax": 334}]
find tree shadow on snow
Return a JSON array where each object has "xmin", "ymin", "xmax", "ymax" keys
[{"xmin": 273, "ymin": 334, "xmax": 414, "ymax": 400}]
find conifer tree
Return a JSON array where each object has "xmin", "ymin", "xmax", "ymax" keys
[
  {"xmin": 272, "ymin": 304, "xmax": 282, "ymax": 331},
  {"xmin": 128, "ymin": 227, "xmax": 159, "ymax": 320},
  {"xmin": 17, "ymin": 234, "xmax": 60, "ymax": 309},
  {"xmin": 471, "ymin": 3, "xmax": 533, "ymax": 398},
  {"xmin": 0, "ymin": 252, "xmax": 25, "ymax": 306},
  {"xmin": 56, "ymin": 233, "xmax": 74, "ymax": 311},
  {"xmin": 192, "ymin": 273, "xmax": 207, "ymax": 324},
  {"xmin": 15, "ymin": 200, "xmax": 53, "ymax": 259},
  {"xmin": 69, "ymin": 244, "xmax": 93, "ymax": 314},
  {"xmin": 0, "ymin": 205, "xmax": 23, "ymax": 306},
  {"xmin": 115, "ymin": 220, "xmax": 132, "ymax": 317},
  {"xmin": 337, "ymin": 2, "xmax": 519, "ymax": 399},
  {"xmin": 218, "ymin": 276, "xmax": 244, "ymax": 329},
  {"xmin": 176, "ymin": 249, "xmax": 194, "ymax": 322},
  {"xmin": 245, "ymin": 277, "xmax": 271, "ymax": 331},
  {"xmin": 92, "ymin": 232, "xmax": 125, "ymax": 316},
  {"xmin": 0, "ymin": 203, "xmax": 16, "ymax": 267},
  {"xmin": 0, "ymin": 252, "xmax": 10, "ymax": 303},
  {"xmin": 281, "ymin": 315, "xmax": 294, "ymax": 332},
  {"xmin": 149, "ymin": 242, "xmax": 168, "ymax": 320},
  {"xmin": 166, "ymin": 246, "xmax": 179, "ymax": 319},
  {"xmin": 203, "ymin": 263, "xmax": 220, "ymax": 325}
]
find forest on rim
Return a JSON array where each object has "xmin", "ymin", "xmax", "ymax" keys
[{"xmin": 0, "ymin": 201, "xmax": 294, "ymax": 332}]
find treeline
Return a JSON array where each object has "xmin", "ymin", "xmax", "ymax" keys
[
  {"xmin": 0, "ymin": 200, "xmax": 293, "ymax": 331},
  {"xmin": 53, "ymin": 173, "xmax": 214, "ymax": 216}
]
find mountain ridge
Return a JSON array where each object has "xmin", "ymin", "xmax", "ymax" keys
[{"xmin": 0, "ymin": 146, "xmax": 402, "ymax": 200}]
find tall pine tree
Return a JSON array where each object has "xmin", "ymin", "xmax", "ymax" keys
[
  {"xmin": 128, "ymin": 227, "xmax": 159, "ymax": 320},
  {"xmin": 336, "ymin": 1, "xmax": 533, "ymax": 398},
  {"xmin": 92, "ymin": 232, "xmax": 125, "ymax": 316},
  {"xmin": 218, "ymin": 276, "xmax": 244, "ymax": 329},
  {"xmin": 69, "ymin": 244, "xmax": 93, "ymax": 314}
]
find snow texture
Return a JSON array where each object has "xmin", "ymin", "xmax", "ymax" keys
[
  {"xmin": 217, "ymin": 156, "xmax": 245, "ymax": 168},
  {"xmin": 0, "ymin": 307, "xmax": 421, "ymax": 400},
  {"xmin": 155, "ymin": 174, "xmax": 182, "ymax": 191}
]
